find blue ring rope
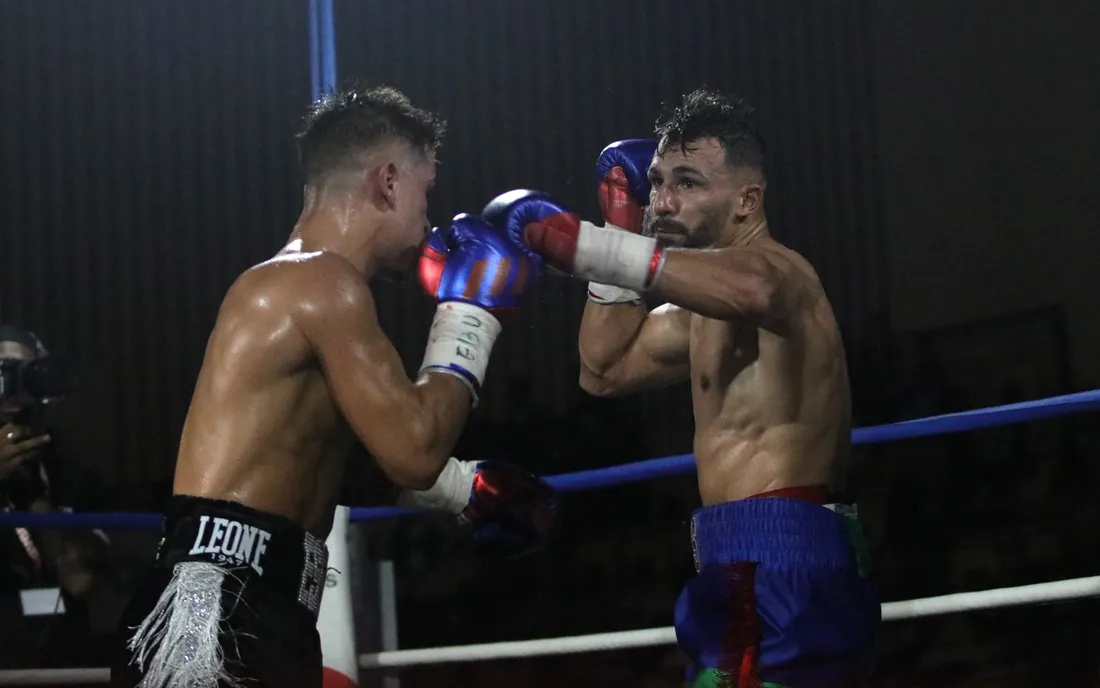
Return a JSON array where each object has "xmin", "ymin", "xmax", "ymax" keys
[{"xmin": 2, "ymin": 389, "xmax": 1097, "ymax": 530}]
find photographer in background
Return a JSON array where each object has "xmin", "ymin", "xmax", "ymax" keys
[{"xmin": 0, "ymin": 325, "xmax": 109, "ymax": 667}]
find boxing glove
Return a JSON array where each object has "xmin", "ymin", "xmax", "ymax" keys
[
  {"xmin": 590, "ymin": 138, "xmax": 658, "ymax": 304},
  {"xmin": 482, "ymin": 189, "xmax": 665, "ymax": 294},
  {"xmin": 398, "ymin": 456, "xmax": 558, "ymax": 558},
  {"xmin": 596, "ymin": 138, "xmax": 657, "ymax": 232},
  {"xmin": 417, "ymin": 214, "xmax": 538, "ymax": 403}
]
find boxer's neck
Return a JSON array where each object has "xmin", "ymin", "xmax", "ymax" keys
[
  {"xmin": 714, "ymin": 215, "xmax": 770, "ymax": 249},
  {"xmin": 291, "ymin": 185, "xmax": 387, "ymax": 278}
]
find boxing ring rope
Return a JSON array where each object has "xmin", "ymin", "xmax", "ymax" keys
[
  {"xmin": 0, "ymin": 389, "xmax": 1096, "ymax": 684},
  {"xmin": 4, "ymin": 578, "xmax": 1099, "ymax": 684},
  {"xmin": 357, "ymin": 575, "xmax": 1100, "ymax": 669},
  {"xmin": 2, "ymin": 388, "xmax": 1097, "ymax": 530}
]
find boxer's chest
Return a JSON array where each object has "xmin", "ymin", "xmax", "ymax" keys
[{"xmin": 688, "ymin": 315, "xmax": 762, "ymax": 415}]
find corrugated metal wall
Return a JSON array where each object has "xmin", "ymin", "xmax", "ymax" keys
[
  {"xmin": 0, "ymin": 0, "xmax": 884, "ymax": 489},
  {"xmin": 0, "ymin": 0, "xmax": 310, "ymax": 489}
]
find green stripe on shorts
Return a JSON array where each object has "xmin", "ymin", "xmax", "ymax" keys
[{"xmin": 686, "ymin": 668, "xmax": 789, "ymax": 688}]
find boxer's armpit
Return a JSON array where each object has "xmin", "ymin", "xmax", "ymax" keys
[{"xmin": 297, "ymin": 259, "xmax": 471, "ymax": 491}]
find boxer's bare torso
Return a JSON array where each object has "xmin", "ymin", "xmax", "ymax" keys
[
  {"xmin": 579, "ymin": 237, "xmax": 850, "ymax": 506},
  {"xmin": 685, "ymin": 240, "xmax": 849, "ymax": 505},
  {"xmin": 174, "ymin": 251, "xmax": 350, "ymax": 537},
  {"xmin": 175, "ymin": 242, "xmax": 470, "ymax": 538}
]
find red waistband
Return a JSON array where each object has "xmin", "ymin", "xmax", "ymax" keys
[{"xmin": 746, "ymin": 484, "xmax": 830, "ymax": 504}]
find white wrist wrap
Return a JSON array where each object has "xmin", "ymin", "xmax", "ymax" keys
[
  {"xmin": 419, "ymin": 302, "xmax": 501, "ymax": 404},
  {"xmin": 573, "ymin": 221, "xmax": 662, "ymax": 291},
  {"xmin": 587, "ymin": 282, "xmax": 643, "ymax": 304},
  {"xmin": 397, "ymin": 457, "xmax": 476, "ymax": 515}
]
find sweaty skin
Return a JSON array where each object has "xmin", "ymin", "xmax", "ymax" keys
[
  {"xmin": 174, "ymin": 250, "xmax": 470, "ymax": 538},
  {"xmin": 578, "ymin": 140, "xmax": 851, "ymax": 506},
  {"xmin": 175, "ymin": 149, "xmax": 471, "ymax": 538}
]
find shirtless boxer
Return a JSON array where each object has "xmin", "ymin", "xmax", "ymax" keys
[
  {"xmin": 111, "ymin": 86, "xmax": 554, "ymax": 688},
  {"xmin": 482, "ymin": 90, "xmax": 879, "ymax": 687}
]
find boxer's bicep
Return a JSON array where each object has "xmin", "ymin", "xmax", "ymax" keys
[{"xmin": 580, "ymin": 303, "xmax": 690, "ymax": 396}]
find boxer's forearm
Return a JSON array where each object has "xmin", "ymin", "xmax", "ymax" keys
[
  {"xmin": 384, "ymin": 374, "xmax": 473, "ymax": 491},
  {"xmin": 578, "ymin": 300, "xmax": 648, "ymax": 376},
  {"xmin": 414, "ymin": 373, "xmax": 472, "ymax": 454},
  {"xmin": 651, "ymin": 249, "xmax": 782, "ymax": 322}
]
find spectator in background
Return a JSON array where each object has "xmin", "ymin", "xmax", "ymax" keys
[{"xmin": 0, "ymin": 325, "xmax": 110, "ymax": 668}]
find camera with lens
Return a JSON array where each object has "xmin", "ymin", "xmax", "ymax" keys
[
  {"xmin": 0, "ymin": 353, "xmax": 76, "ymax": 426},
  {"xmin": 0, "ymin": 330, "xmax": 76, "ymax": 508}
]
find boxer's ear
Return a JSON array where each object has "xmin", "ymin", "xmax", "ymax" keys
[
  {"xmin": 369, "ymin": 161, "xmax": 400, "ymax": 211},
  {"xmin": 737, "ymin": 183, "xmax": 763, "ymax": 217}
]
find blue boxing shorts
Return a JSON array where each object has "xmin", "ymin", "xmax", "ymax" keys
[{"xmin": 674, "ymin": 486, "xmax": 880, "ymax": 688}]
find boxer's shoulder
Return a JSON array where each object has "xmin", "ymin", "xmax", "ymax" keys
[
  {"xmin": 727, "ymin": 239, "xmax": 826, "ymax": 317},
  {"xmin": 750, "ymin": 239, "xmax": 820, "ymax": 287},
  {"xmin": 250, "ymin": 248, "xmax": 359, "ymax": 283},
  {"xmin": 229, "ymin": 251, "xmax": 375, "ymax": 316}
]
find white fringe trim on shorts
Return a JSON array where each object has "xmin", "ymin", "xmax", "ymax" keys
[{"xmin": 126, "ymin": 561, "xmax": 244, "ymax": 688}]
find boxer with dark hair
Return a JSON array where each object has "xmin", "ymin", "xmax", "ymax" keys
[
  {"xmin": 483, "ymin": 89, "xmax": 879, "ymax": 687},
  {"xmin": 111, "ymin": 85, "xmax": 554, "ymax": 688}
]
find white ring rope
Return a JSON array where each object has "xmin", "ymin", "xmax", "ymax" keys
[
  {"xmin": 359, "ymin": 575, "xmax": 1100, "ymax": 668},
  {"xmin": 2, "ymin": 575, "xmax": 1097, "ymax": 683},
  {"xmin": 361, "ymin": 626, "xmax": 679, "ymax": 669}
]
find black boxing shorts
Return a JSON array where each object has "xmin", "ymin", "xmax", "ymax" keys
[{"xmin": 111, "ymin": 496, "xmax": 328, "ymax": 688}]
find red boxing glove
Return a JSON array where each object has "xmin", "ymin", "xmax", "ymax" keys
[
  {"xmin": 462, "ymin": 461, "xmax": 558, "ymax": 558},
  {"xmin": 596, "ymin": 138, "xmax": 658, "ymax": 233},
  {"xmin": 398, "ymin": 457, "xmax": 558, "ymax": 559},
  {"xmin": 590, "ymin": 139, "xmax": 659, "ymax": 303}
]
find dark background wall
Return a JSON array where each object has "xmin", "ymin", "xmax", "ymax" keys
[
  {"xmin": 1, "ymin": 0, "xmax": 311, "ymax": 490},
  {"xmin": 874, "ymin": 0, "xmax": 1100, "ymax": 386}
]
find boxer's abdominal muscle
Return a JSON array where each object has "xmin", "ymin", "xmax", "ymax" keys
[{"xmin": 687, "ymin": 302, "xmax": 852, "ymax": 506}]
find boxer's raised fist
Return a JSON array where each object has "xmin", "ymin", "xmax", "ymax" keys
[
  {"xmin": 418, "ymin": 213, "xmax": 539, "ymax": 315},
  {"xmin": 596, "ymin": 139, "xmax": 658, "ymax": 234},
  {"xmin": 482, "ymin": 189, "xmax": 664, "ymax": 294},
  {"xmin": 590, "ymin": 139, "xmax": 659, "ymax": 304},
  {"xmin": 481, "ymin": 190, "xmax": 581, "ymax": 270},
  {"xmin": 417, "ymin": 214, "xmax": 538, "ymax": 403}
]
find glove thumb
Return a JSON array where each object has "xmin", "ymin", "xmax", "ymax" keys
[{"xmin": 443, "ymin": 213, "xmax": 493, "ymax": 248}]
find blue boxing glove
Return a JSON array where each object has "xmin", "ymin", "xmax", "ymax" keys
[
  {"xmin": 482, "ymin": 189, "xmax": 665, "ymax": 295},
  {"xmin": 417, "ymin": 213, "xmax": 539, "ymax": 403},
  {"xmin": 398, "ymin": 457, "xmax": 558, "ymax": 559},
  {"xmin": 418, "ymin": 212, "xmax": 539, "ymax": 312},
  {"xmin": 590, "ymin": 138, "xmax": 658, "ymax": 304},
  {"xmin": 595, "ymin": 138, "xmax": 658, "ymax": 233},
  {"xmin": 481, "ymin": 189, "xmax": 579, "ymax": 255}
]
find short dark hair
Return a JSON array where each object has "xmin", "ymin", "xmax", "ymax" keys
[
  {"xmin": 654, "ymin": 89, "xmax": 766, "ymax": 176},
  {"xmin": 296, "ymin": 85, "xmax": 447, "ymax": 185}
]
